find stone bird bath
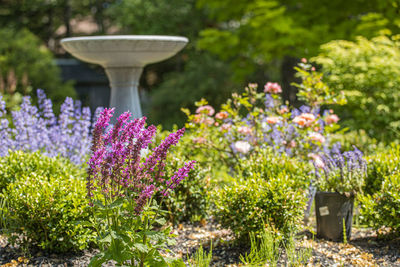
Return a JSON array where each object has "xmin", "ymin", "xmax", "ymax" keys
[{"xmin": 61, "ymin": 35, "xmax": 188, "ymax": 120}]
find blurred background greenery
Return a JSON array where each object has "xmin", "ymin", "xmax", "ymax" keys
[{"xmin": 1, "ymin": 0, "xmax": 400, "ymax": 141}]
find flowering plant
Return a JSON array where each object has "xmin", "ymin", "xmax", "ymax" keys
[
  {"xmin": 182, "ymin": 68, "xmax": 342, "ymax": 172},
  {"xmin": 293, "ymin": 58, "xmax": 346, "ymax": 108},
  {"xmin": 0, "ymin": 89, "xmax": 98, "ymax": 165},
  {"xmin": 87, "ymin": 108, "xmax": 194, "ymax": 266},
  {"xmin": 313, "ymin": 145, "xmax": 367, "ymax": 195}
]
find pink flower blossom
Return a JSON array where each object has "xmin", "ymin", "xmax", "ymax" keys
[
  {"xmin": 325, "ymin": 114, "xmax": 339, "ymax": 124},
  {"xmin": 204, "ymin": 117, "xmax": 215, "ymax": 126},
  {"xmin": 301, "ymin": 58, "xmax": 307, "ymax": 63},
  {"xmin": 193, "ymin": 137, "xmax": 206, "ymax": 144},
  {"xmin": 215, "ymin": 111, "xmax": 229, "ymax": 120},
  {"xmin": 293, "ymin": 113, "xmax": 315, "ymax": 127},
  {"xmin": 266, "ymin": 116, "xmax": 280, "ymax": 124},
  {"xmin": 293, "ymin": 116, "xmax": 305, "ymax": 126},
  {"xmin": 248, "ymin": 83, "xmax": 258, "ymax": 89},
  {"xmin": 238, "ymin": 126, "xmax": 252, "ymax": 135},
  {"xmin": 288, "ymin": 140, "xmax": 296, "ymax": 148},
  {"xmin": 196, "ymin": 105, "xmax": 215, "ymax": 116},
  {"xmin": 308, "ymin": 153, "xmax": 324, "ymax": 169},
  {"xmin": 221, "ymin": 123, "xmax": 232, "ymax": 131},
  {"xmin": 302, "ymin": 113, "xmax": 315, "ymax": 121},
  {"xmin": 278, "ymin": 107, "xmax": 289, "ymax": 114},
  {"xmin": 264, "ymin": 82, "xmax": 282, "ymax": 94},
  {"xmin": 309, "ymin": 132, "xmax": 326, "ymax": 143},
  {"xmin": 234, "ymin": 141, "xmax": 251, "ymax": 154},
  {"xmin": 193, "ymin": 114, "xmax": 201, "ymax": 124}
]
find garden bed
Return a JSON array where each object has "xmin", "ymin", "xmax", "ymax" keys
[{"xmin": 1, "ymin": 221, "xmax": 399, "ymax": 267}]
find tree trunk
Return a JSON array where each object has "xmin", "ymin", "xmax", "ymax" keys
[{"xmin": 281, "ymin": 56, "xmax": 300, "ymax": 107}]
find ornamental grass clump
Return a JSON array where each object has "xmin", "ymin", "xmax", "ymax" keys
[
  {"xmin": 314, "ymin": 146, "xmax": 367, "ymax": 195},
  {"xmin": 87, "ymin": 108, "xmax": 194, "ymax": 266}
]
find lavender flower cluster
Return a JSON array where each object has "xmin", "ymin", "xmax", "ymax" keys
[
  {"xmin": 0, "ymin": 89, "xmax": 100, "ymax": 165},
  {"xmin": 314, "ymin": 145, "xmax": 367, "ymax": 194},
  {"xmin": 87, "ymin": 108, "xmax": 195, "ymax": 215}
]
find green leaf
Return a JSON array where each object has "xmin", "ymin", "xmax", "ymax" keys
[
  {"xmin": 88, "ymin": 252, "xmax": 110, "ymax": 267},
  {"xmin": 145, "ymin": 250, "xmax": 169, "ymax": 267},
  {"xmin": 109, "ymin": 239, "xmax": 133, "ymax": 264},
  {"xmin": 167, "ymin": 238, "xmax": 177, "ymax": 246},
  {"xmin": 98, "ymin": 234, "xmax": 112, "ymax": 244},
  {"xmin": 74, "ymin": 220, "xmax": 92, "ymax": 227},
  {"xmin": 133, "ymin": 243, "xmax": 149, "ymax": 253},
  {"xmin": 155, "ymin": 217, "xmax": 166, "ymax": 225},
  {"xmin": 107, "ymin": 198, "xmax": 124, "ymax": 209},
  {"xmin": 92, "ymin": 200, "xmax": 105, "ymax": 209}
]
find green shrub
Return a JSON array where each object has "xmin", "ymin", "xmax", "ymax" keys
[
  {"xmin": 213, "ymin": 149, "xmax": 310, "ymax": 243},
  {"xmin": 313, "ymin": 35, "xmax": 400, "ymax": 141},
  {"xmin": 363, "ymin": 144, "xmax": 400, "ymax": 195},
  {"xmin": 0, "ymin": 151, "xmax": 94, "ymax": 252},
  {"xmin": 0, "ymin": 150, "xmax": 84, "ymax": 192},
  {"xmin": 161, "ymin": 155, "xmax": 210, "ymax": 224},
  {"xmin": 154, "ymin": 129, "xmax": 210, "ymax": 224},
  {"xmin": 360, "ymin": 172, "xmax": 400, "ymax": 235},
  {"xmin": 235, "ymin": 148, "xmax": 312, "ymax": 183}
]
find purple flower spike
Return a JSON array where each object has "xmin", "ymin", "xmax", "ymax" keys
[
  {"xmin": 87, "ymin": 111, "xmax": 195, "ymax": 215},
  {"xmin": 0, "ymin": 90, "xmax": 97, "ymax": 164},
  {"xmin": 163, "ymin": 161, "xmax": 196, "ymax": 196}
]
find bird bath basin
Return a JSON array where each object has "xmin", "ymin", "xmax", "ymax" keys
[{"xmin": 60, "ymin": 35, "xmax": 188, "ymax": 119}]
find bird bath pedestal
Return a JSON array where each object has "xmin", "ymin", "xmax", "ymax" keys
[{"xmin": 61, "ymin": 35, "xmax": 188, "ymax": 119}]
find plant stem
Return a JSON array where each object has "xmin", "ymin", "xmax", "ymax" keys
[{"xmin": 139, "ymin": 215, "xmax": 148, "ymax": 267}]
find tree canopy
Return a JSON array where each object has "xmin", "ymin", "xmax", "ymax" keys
[{"xmin": 197, "ymin": 0, "xmax": 400, "ymax": 78}]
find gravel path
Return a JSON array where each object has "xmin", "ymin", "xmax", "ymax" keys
[{"xmin": 1, "ymin": 222, "xmax": 399, "ymax": 266}]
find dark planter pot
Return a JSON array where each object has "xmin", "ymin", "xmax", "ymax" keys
[{"xmin": 315, "ymin": 191, "xmax": 354, "ymax": 242}]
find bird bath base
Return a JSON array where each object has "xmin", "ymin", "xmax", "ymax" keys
[{"xmin": 105, "ymin": 67, "xmax": 143, "ymax": 118}]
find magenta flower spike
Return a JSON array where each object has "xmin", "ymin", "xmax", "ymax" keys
[{"xmin": 87, "ymin": 109, "xmax": 195, "ymax": 213}]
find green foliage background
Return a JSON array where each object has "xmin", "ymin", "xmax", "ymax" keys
[
  {"xmin": 0, "ymin": 28, "xmax": 75, "ymax": 111},
  {"xmin": 197, "ymin": 0, "xmax": 400, "ymax": 78},
  {"xmin": 313, "ymin": 35, "xmax": 400, "ymax": 141},
  {"xmin": 2, "ymin": 0, "xmax": 400, "ymax": 130}
]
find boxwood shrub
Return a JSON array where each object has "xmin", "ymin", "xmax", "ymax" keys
[
  {"xmin": 161, "ymin": 152, "xmax": 210, "ymax": 224},
  {"xmin": 363, "ymin": 144, "xmax": 400, "ymax": 195},
  {"xmin": 360, "ymin": 172, "xmax": 400, "ymax": 235},
  {"xmin": 360, "ymin": 144, "xmax": 400, "ymax": 234},
  {"xmin": 152, "ymin": 128, "xmax": 211, "ymax": 224},
  {"xmin": 0, "ymin": 150, "xmax": 84, "ymax": 192},
  {"xmin": 213, "ymin": 148, "xmax": 311, "ymax": 243},
  {"xmin": 0, "ymin": 151, "xmax": 94, "ymax": 252}
]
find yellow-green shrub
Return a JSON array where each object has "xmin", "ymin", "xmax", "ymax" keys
[{"xmin": 0, "ymin": 151, "xmax": 94, "ymax": 252}]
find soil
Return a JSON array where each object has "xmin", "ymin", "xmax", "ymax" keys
[{"xmin": 0, "ymin": 221, "xmax": 399, "ymax": 267}]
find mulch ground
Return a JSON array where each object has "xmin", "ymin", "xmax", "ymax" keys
[{"xmin": 1, "ymin": 221, "xmax": 399, "ymax": 266}]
